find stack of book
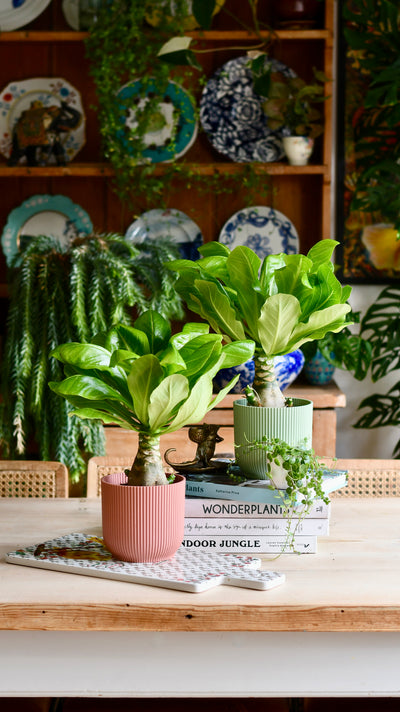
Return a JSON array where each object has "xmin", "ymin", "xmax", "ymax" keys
[{"xmin": 182, "ymin": 468, "xmax": 347, "ymax": 554}]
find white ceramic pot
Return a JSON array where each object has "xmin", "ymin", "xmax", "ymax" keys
[{"xmin": 283, "ymin": 136, "xmax": 314, "ymax": 166}]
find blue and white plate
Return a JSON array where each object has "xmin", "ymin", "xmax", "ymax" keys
[
  {"xmin": 219, "ymin": 206, "xmax": 299, "ymax": 258},
  {"xmin": 125, "ymin": 208, "xmax": 203, "ymax": 260},
  {"xmin": 1, "ymin": 194, "xmax": 93, "ymax": 266},
  {"xmin": 116, "ymin": 79, "xmax": 197, "ymax": 164},
  {"xmin": 0, "ymin": 0, "xmax": 51, "ymax": 31},
  {"xmin": 200, "ymin": 55, "xmax": 296, "ymax": 163}
]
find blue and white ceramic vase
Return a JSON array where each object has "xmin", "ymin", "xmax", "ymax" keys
[
  {"xmin": 213, "ymin": 349, "xmax": 305, "ymax": 394},
  {"xmin": 303, "ymin": 349, "xmax": 335, "ymax": 386}
]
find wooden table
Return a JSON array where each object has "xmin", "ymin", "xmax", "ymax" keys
[
  {"xmin": 105, "ymin": 382, "xmax": 346, "ymax": 461},
  {"xmin": 1, "ymin": 496, "xmax": 400, "ymax": 699}
]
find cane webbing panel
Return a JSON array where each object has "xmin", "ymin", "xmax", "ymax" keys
[
  {"xmin": 0, "ymin": 470, "xmax": 56, "ymax": 498},
  {"xmin": 0, "ymin": 461, "xmax": 68, "ymax": 497},
  {"xmin": 330, "ymin": 459, "xmax": 400, "ymax": 498},
  {"xmin": 87, "ymin": 458, "xmax": 131, "ymax": 498},
  {"xmin": 331, "ymin": 469, "xmax": 400, "ymax": 498}
]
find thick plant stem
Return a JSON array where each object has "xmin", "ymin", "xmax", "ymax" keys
[
  {"xmin": 253, "ymin": 354, "xmax": 286, "ymax": 408},
  {"xmin": 127, "ymin": 432, "xmax": 168, "ymax": 486}
]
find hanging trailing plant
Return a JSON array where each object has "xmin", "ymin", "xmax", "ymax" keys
[
  {"xmin": 0, "ymin": 233, "xmax": 183, "ymax": 483},
  {"xmin": 84, "ymin": 0, "xmax": 278, "ymax": 210},
  {"xmin": 231, "ymin": 436, "xmax": 331, "ymax": 554}
]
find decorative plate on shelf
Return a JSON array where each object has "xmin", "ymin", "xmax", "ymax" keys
[
  {"xmin": 218, "ymin": 206, "xmax": 299, "ymax": 258},
  {"xmin": 0, "ymin": 0, "xmax": 51, "ymax": 31},
  {"xmin": 61, "ymin": 0, "xmax": 80, "ymax": 30},
  {"xmin": 200, "ymin": 55, "xmax": 296, "ymax": 163},
  {"xmin": 125, "ymin": 208, "xmax": 203, "ymax": 260},
  {"xmin": 116, "ymin": 78, "xmax": 197, "ymax": 164},
  {"xmin": 0, "ymin": 77, "xmax": 85, "ymax": 164},
  {"xmin": 1, "ymin": 194, "xmax": 93, "ymax": 266}
]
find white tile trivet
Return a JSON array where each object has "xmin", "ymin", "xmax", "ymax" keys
[{"xmin": 6, "ymin": 533, "xmax": 285, "ymax": 593}]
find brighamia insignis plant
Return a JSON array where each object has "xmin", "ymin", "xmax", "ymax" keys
[
  {"xmin": 167, "ymin": 239, "xmax": 352, "ymax": 408},
  {"xmin": 49, "ymin": 310, "xmax": 254, "ymax": 486}
]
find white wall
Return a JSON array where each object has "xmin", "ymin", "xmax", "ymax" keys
[{"xmin": 334, "ymin": 285, "xmax": 399, "ymax": 459}]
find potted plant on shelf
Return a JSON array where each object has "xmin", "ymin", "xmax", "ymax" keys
[
  {"xmin": 249, "ymin": 54, "xmax": 328, "ymax": 165},
  {"xmin": 49, "ymin": 310, "xmax": 254, "ymax": 562},
  {"xmin": 167, "ymin": 238, "xmax": 351, "ymax": 483}
]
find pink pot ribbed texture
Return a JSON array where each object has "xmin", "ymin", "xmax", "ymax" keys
[{"xmin": 101, "ymin": 472, "xmax": 185, "ymax": 563}]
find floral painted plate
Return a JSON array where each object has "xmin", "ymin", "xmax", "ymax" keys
[
  {"xmin": 116, "ymin": 78, "xmax": 197, "ymax": 163},
  {"xmin": 200, "ymin": 55, "xmax": 296, "ymax": 163},
  {"xmin": 0, "ymin": 0, "xmax": 51, "ymax": 31},
  {"xmin": 126, "ymin": 208, "xmax": 203, "ymax": 260},
  {"xmin": 219, "ymin": 206, "xmax": 299, "ymax": 258},
  {"xmin": 1, "ymin": 194, "xmax": 93, "ymax": 266},
  {"xmin": 0, "ymin": 77, "xmax": 85, "ymax": 164}
]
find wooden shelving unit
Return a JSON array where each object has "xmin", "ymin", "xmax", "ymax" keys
[{"xmin": 0, "ymin": 0, "xmax": 335, "ymax": 327}]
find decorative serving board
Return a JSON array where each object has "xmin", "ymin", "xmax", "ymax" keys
[{"xmin": 5, "ymin": 533, "xmax": 285, "ymax": 593}]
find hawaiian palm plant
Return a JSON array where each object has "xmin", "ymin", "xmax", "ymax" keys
[
  {"xmin": 0, "ymin": 233, "xmax": 183, "ymax": 482},
  {"xmin": 50, "ymin": 311, "xmax": 254, "ymax": 486},
  {"xmin": 167, "ymin": 239, "xmax": 352, "ymax": 408}
]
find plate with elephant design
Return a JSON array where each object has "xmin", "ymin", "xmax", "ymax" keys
[{"xmin": 0, "ymin": 77, "xmax": 85, "ymax": 166}]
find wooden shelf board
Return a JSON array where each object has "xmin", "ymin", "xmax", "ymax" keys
[
  {"xmin": 0, "ymin": 31, "xmax": 88, "ymax": 41},
  {"xmin": 189, "ymin": 29, "xmax": 331, "ymax": 41},
  {"xmin": 0, "ymin": 162, "xmax": 328, "ymax": 177},
  {"xmin": 0, "ymin": 29, "xmax": 331, "ymax": 43}
]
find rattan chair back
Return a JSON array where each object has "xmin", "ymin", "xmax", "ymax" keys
[{"xmin": 0, "ymin": 460, "xmax": 69, "ymax": 498}]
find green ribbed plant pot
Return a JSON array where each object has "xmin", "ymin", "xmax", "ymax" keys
[{"xmin": 233, "ymin": 398, "xmax": 313, "ymax": 479}]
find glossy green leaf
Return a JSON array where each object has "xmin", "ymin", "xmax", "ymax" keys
[
  {"xmin": 164, "ymin": 372, "xmax": 214, "ymax": 432},
  {"xmin": 287, "ymin": 303, "xmax": 351, "ymax": 352},
  {"xmin": 159, "ymin": 343, "xmax": 187, "ymax": 373},
  {"xmin": 307, "ymin": 239, "xmax": 338, "ymax": 270},
  {"xmin": 134, "ymin": 310, "xmax": 171, "ymax": 353},
  {"xmin": 179, "ymin": 335, "xmax": 222, "ymax": 377},
  {"xmin": 257, "ymin": 294, "xmax": 301, "ymax": 356},
  {"xmin": 194, "ymin": 280, "xmax": 246, "ymax": 341},
  {"xmin": 148, "ymin": 374, "xmax": 189, "ymax": 431},
  {"xmin": 49, "ymin": 375, "xmax": 125, "ymax": 402},
  {"xmin": 51, "ymin": 343, "xmax": 112, "ymax": 369},
  {"xmin": 114, "ymin": 324, "xmax": 149, "ymax": 356},
  {"xmin": 226, "ymin": 246, "xmax": 263, "ymax": 335},
  {"xmin": 220, "ymin": 340, "xmax": 255, "ymax": 368},
  {"xmin": 127, "ymin": 354, "xmax": 163, "ymax": 426},
  {"xmin": 66, "ymin": 408, "xmax": 130, "ymax": 427},
  {"xmin": 198, "ymin": 242, "xmax": 230, "ymax": 258}
]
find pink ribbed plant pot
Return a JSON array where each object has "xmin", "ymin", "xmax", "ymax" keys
[{"xmin": 101, "ymin": 472, "xmax": 186, "ymax": 563}]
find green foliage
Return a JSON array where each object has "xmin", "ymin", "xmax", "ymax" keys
[
  {"xmin": 234, "ymin": 436, "xmax": 330, "ymax": 554},
  {"xmin": 354, "ymin": 286, "xmax": 400, "ymax": 456},
  {"xmin": 0, "ymin": 233, "xmax": 183, "ymax": 484},
  {"xmin": 250, "ymin": 58, "xmax": 328, "ymax": 138},
  {"xmin": 86, "ymin": 0, "xmax": 275, "ymax": 208},
  {"xmin": 50, "ymin": 312, "xmax": 255, "ymax": 485},
  {"xmin": 168, "ymin": 239, "xmax": 351, "ymax": 358},
  {"xmin": 343, "ymin": 0, "xmax": 400, "ymax": 228},
  {"xmin": 301, "ymin": 310, "xmax": 372, "ymax": 381}
]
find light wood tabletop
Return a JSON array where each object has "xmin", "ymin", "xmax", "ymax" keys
[
  {"xmin": 1, "ymin": 496, "xmax": 400, "ymax": 633},
  {"xmin": 1, "ymin": 496, "xmax": 400, "ymax": 698}
]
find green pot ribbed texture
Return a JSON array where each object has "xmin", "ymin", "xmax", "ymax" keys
[{"xmin": 233, "ymin": 398, "xmax": 313, "ymax": 479}]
